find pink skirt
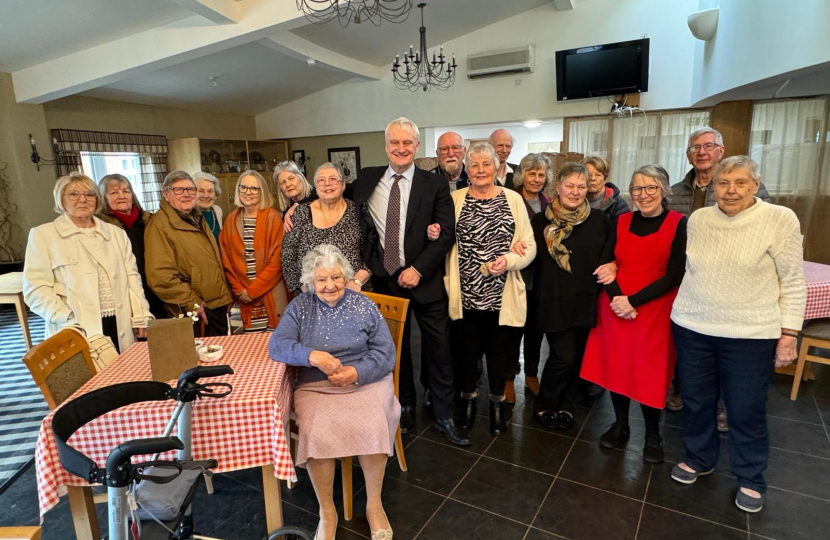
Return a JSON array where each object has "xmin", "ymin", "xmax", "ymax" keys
[{"xmin": 293, "ymin": 373, "xmax": 401, "ymax": 467}]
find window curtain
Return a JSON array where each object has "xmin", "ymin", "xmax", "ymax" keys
[
  {"xmin": 567, "ymin": 118, "xmax": 609, "ymax": 158},
  {"xmin": 658, "ymin": 110, "xmax": 711, "ymax": 186},
  {"xmin": 750, "ymin": 97, "xmax": 830, "ymax": 263},
  {"xmin": 610, "ymin": 115, "xmax": 658, "ymax": 187},
  {"xmin": 52, "ymin": 129, "xmax": 168, "ymax": 212}
]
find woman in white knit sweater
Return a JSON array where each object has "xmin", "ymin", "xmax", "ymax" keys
[{"xmin": 669, "ymin": 155, "xmax": 806, "ymax": 514}]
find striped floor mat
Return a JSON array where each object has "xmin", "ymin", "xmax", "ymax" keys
[{"xmin": 0, "ymin": 307, "xmax": 47, "ymax": 494}]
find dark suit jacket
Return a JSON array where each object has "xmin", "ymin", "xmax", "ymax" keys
[
  {"xmin": 352, "ymin": 166, "xmax": 456, "ymax": 304},
  {"xmin": 502, "ymin": 162, "xmax": 518, "ymax": 190}
]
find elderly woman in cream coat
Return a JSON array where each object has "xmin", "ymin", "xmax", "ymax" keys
[
  {"xmin": 445, "ymin": 143, "xmax": 536, "ymax": 436},
  {"xmin": 24, "ymin": 172, "xmax": 153, "ymax": 353}
]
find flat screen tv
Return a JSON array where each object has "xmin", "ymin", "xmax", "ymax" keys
[{"xmin": 555, "ymin": 38, "xmax": 649, "ymax": 101}]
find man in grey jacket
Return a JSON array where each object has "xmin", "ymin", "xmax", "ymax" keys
[{"xmin": 668, "ymin": 127, "xmax": 771, "ymax": 216}]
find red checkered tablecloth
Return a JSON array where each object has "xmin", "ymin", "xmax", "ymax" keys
[
  {"xmin": 805, "ymin": 261, "xmax": 830, "ymax": 320},
  {"xmin": 35, "ymin": 333, "xmax": 296, "ymax": 516}
]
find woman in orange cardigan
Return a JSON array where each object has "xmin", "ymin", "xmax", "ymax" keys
[{"xmin": 220, "ymin": 170, "xmax": 289, "ymax": 332}]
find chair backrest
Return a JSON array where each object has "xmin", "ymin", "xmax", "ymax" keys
[
  {"xmin": 414, "ymin": 157, "xmax": 439, "ymax": 172},
  {"xmin": 363, "ymin": 292, "xmax": 409, "ymax": 399},
  {"xmin": 0, "ymin": 526, "xmax": 41, "ymax": 540},
  {"xmin": 22, "ymin": 328, "xmax": 97, "ymax": 410}
]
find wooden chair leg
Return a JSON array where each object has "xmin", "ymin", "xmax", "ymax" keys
[
  {"xmin": 14, "ymin": 294, "xmax": 32, "ymax": 351},
  {"xmin": 287, "ymin": 435, "xmax": 298, "ymax": 490},
  {"xmin": 67, "ymin": 486, "xmax": 100, "ymax": 540},
  {"xmin": 340, "ymin": 457, "xmax": 353, "ymax": 521},
  {"xmin": 395, "ymin": 426, "xmax": 407, "ymax": 472},
  {"xmin": 791, "ymin": 339, "xmax": 811, "ymax": 401}
]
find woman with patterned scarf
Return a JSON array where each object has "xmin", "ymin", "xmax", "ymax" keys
[{"xmin": 530, "ymin": 163, "xmax": 617, "ymax": 430}]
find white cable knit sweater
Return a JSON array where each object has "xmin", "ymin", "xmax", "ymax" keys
[{"xmin": 671, "ymin": 199, "xmax": 806, "ymax": 339}]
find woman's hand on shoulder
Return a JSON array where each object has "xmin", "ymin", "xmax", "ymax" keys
[
  {"xmin": 283, "ymin": 203, "xmax": 298, "ymax": 233},
  {"xmin": 328, "ymin": 366, "xmax": 358, "ymax": 386},
  {"xmin": 308, "ymin": 350, "xmax": 342, "ymax": 375}
]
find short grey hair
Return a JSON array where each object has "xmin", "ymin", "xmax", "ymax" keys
[
  {"xmin": 53, "ymin": 172, "xmax": 103, "ymax": 214},
  {"xmin": 466, "ymin": 143, "xmax": 501, "ymax": 169},
  {"xmin": 313, "ymin": 162, "xmax": 345, "ymax": 184},
  {"xmin": 557, "ymin": 163, "xmax": 589, "ymax": 185},
  {"xmin": 193, "ymin": 171, "xmax": 222, "ymax": 196},
  {"xmin": 300, "ymin": 244, "xmax": 355, "ymax": 292},
  {"xmin": 233, "ymin": 170, "xmax": 274, "ymax": 209},
  {"xmin": 98, "ymin": 174, "xmax": 142, "ymax": 212},
  {"xmin": 162, "ymin": 170, "xmax": 195, "ymax": 191},
  {"xmin": 713, "ymin": 155, "xmax": 761, "ymax": 184},
  {"xmin": 687, "ymin": 127, "xmax": 723, "ymax": 150},
  {"xmin": 630, "ymin": 165, "xmax": 671, "ymax": 202},
  {"xmin": 514, "ymin": 153, "xmax": 553, "ymax": 190},
  {"xmin": 273, "ymin": 161, "xmax": 312, "ymax": 209},
  {"xmin": 385, "ymin": 116, "xmax": 420, "ymax": 143}
]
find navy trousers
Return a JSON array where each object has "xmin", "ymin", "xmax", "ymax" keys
[{"xmin": 672, "ymin": 323, "xmax": 776, "ymax": 493}]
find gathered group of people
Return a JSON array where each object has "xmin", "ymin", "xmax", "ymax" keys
[{"xmin": 22, "ymin": 117, "xmax": 807, "ymax": 538}]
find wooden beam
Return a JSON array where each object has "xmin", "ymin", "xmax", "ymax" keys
[
  {"xmin": 170, "ymin": 0, "xmax": 241, "ymax": 24},
  {"xmin": 709, "ymin": 100, "xmax": 753, "ymax": 157}
]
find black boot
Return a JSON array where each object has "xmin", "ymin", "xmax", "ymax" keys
[
  {"xmin": 457, "ymin": 393, "xmax": 478, "ymax": 430},
  {"xmin": 489, "ymin": 399, "xmax": 507, "ymax": 435}
]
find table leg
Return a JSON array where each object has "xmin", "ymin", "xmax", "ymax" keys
[
  {"xmin": 67, "ymin": 486, "xmax": 100, "ymax": 540},
  {"xmin": 261, "ymin": 464, "xmax": 284, "ymax": 535},
  {"xmin": 14, "ymin": 293, "xmax": 32, "ymax": 351}
]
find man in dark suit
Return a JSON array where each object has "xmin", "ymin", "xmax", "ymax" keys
[
  {"xmin": 489, "ymin": 128, "xmax": 519, "ymax": 189},
  {"xmin": 353, "ymin": 117, "xmax": 470, "ymax": 446}
]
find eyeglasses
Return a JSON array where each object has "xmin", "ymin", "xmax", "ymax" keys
[
  {"xmin": 315, "ymin": 177, "xmax": 342, "ymax": 186},
  {"xmin": 687, "ymin": 142, "xmax": 721, "ymax": 153},
  {"xmin": 239, "ymin": 186, "xmax": 262, "ymax": 194},
  {"xmin": 167, "ymin": 186, "xmax": 197, "ymax": 195},
  {"xmin": 66, "ymin": 191, "xmax": 97, "ymax": 201},
  {"xmin": 437, "ymin": 145, "xmax": 464, "ymax": 155},
  {"xmin": 630, "ymin": 185, "xmax": 661, "ymax": 196}
]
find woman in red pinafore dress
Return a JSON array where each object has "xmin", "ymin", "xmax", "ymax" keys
[{"xmin": 581, "ymin": 165, "xmax": 687, "ymax": 465}]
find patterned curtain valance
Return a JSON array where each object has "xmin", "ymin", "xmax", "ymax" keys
[{"xmin": 51, "ymin": 129, "xmax": 168, "ymax": 155}]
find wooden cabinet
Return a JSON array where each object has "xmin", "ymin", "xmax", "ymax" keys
[{"xmin": 167, "ymin": 137, "xmax": 289, "ymax": 216}]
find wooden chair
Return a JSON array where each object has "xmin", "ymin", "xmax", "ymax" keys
[
  {"xmin": 22, "ymin": 328, "xmax": 102, "ymax": 540},
  {"xmin": 0, "ymin": 527, "xmax": 41, "ymax": 540},
  {"xmin": 791, "ymin": 319, "xmax": 830, "ymax": 400},
  {"xmin": 287, "ymin": 292, "xmax": 410, "ymax": 522}
]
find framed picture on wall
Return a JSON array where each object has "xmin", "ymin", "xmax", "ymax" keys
[
  {"xmin": 292, "ymin": 149, "xmax": 305, "ymax": 165},
  {"xmin": 327, "ymin": 147, "xmax": 361, "ymax": 182}
]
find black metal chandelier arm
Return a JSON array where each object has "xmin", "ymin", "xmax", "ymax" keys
[
  {"xmin": 390, "ymin": 3, "xmax": 456, "ymax": 92},
  {"xmin": 296, "ymin": 0, "xmax": 413, "ymax": 27}
]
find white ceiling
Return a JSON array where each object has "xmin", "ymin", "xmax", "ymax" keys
[
  {"xmin": 290, "ymin": 0, "xmax": 553, "ymax": 67},
  {"xmin": 0, "ymin": 0, "xmax": 192, "ymax": 71},
  {"xmin": 81, "ymin": 42, "xmax": 352, "ymax": 116}
]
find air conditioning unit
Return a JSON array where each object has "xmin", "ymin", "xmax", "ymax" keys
[{"xmin": 467, "ymin": 46, "xmax": 534, "ymax": 80}]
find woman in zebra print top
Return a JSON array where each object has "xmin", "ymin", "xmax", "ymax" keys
[{"xmin": 444, "ymin": 143, "xmax": 537, "ymax": 436}]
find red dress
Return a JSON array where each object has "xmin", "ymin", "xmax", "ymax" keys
[{"xmin": 580, "ymin": 211, "xmax": 683, "ymax": 409}]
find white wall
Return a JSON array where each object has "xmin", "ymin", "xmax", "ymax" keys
[
  {"xmin": 257, "ymin": 0, "xmax": 699, "ymax": 139},
  {"xmin": 691, "ymin": 0, "xmax": 830, "ymax": 105},
  {"xmin": 425, "ymin": 121, "xmax": 563, "ymax": 160}
]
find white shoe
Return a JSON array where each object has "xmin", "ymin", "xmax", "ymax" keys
[{"xmin": 370, "ymin": 509, "xmax": 393, "ymax": 540}]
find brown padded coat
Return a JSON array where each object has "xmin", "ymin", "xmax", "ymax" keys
[{"xmin": 145, "ymin": 199, "xmax": 232, "ymax": 311}]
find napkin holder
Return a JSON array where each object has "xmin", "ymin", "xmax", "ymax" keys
[{"xmin": 146, "ymin": 318, "xmax": 199, "ymax": 382}]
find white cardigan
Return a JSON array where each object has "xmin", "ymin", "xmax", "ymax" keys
[
  {"xmin": 23, "ymin": 215, "xmax": 154, "ymax": 352},
  {"xmin": 444, "ymin": 187, "xmax": 537, "ymax": 327}
]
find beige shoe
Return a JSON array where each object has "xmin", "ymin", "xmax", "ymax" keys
[
  {"xmin": 717, "ymin": 408, "xmax": 729, "ymax": 432},
  {"xmin": 504, "ymin": 381, "xmax": 516, "ymax": 404},
  {"xmin": 314, "ymin": 514, "xmax": 338, "ymax": 540},
  {"xmin": 525, "ymin": 376, "xmax": 540, "ymax": 396},
  {"xmin": 370, "ymin": 509, "xmax": 393, "ymax": 540}
]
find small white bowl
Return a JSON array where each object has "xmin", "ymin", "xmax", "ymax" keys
[
  {"xmin": 198, "ymin": 345, "xmax": 224, "ymax": 362},
  {"xmin": 195, "ymin": 340, "xmax": 204, "ymax": 349}
]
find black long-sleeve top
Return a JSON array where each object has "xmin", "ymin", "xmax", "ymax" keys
[
  {"xmin": 603, "ymin": 211, "xmax": 688, "ymax": 307},
  {"xmin": 531, "ymin": 208, "xmax": 615, "ymax": 333}
]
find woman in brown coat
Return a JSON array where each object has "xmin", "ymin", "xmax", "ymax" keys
[{"xmin": 145, "ymin": 171, "xmax": 233, "ymax": 336}]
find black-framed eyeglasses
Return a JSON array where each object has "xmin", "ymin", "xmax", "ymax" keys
[
  {"xmin": 167, "ymin": 186, "xmax": 197, "ymax": 195},
  {"xmin": 687, "ymin": 142, "xmax": 721, "ymax": 153},
  {"xmin": 239, "ymin": 186, "xmax": 262, "ymax": 194},
  {"xmin": 630, "ymin": 185, "xmax": 661, "ymax": 196}
]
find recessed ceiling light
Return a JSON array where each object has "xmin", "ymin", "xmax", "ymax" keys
[{"xmin": 523, "ymin": 120, "xmax": 542, "ymax": 129}]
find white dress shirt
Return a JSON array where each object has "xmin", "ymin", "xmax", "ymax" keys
[
  {"xmin": 367, "ymin": 163, "xmax": 415, "ymax": 270},
  {"xmin": 496, "ymin": 163, "xmax": 514, "ymax": 186}
]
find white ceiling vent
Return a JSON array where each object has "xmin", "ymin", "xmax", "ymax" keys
[{"xmin": 467, "ymin": 46, "xmax": 534, "ymax": 80}]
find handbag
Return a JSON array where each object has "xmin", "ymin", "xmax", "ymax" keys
[{"xmin": 86, "ymin": 333, "xmax": 119, "ymax": 372}]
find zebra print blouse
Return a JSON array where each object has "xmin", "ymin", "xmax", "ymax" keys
[{"xmin": 456, "ymin": 191, "xmax": 515, "ymax": 311}]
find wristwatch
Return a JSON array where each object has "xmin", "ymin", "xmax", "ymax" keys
[{"xmin": 352, "ymin": 278, "xmax": 363, "ymax": 287}]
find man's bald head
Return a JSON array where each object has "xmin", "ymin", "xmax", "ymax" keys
[{"xmin": 489, "ymin": 129, "xmax": 514, "ymax": 165}]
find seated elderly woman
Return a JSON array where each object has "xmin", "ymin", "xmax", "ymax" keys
[
  {"xmin": 97, "ymin": 173, "xmax": 166, "ymax": 318},
  {"xmin": 24, "ymin": 172, "xmax": 154, "ymax": 353},
  {"xmin": 269, "ymin": 244, "xmax": 398, "ymax": 540},
  {"xmin": 273, "ymin": 161, "xmax": 314, "ymax": 216},
  {"xmin": 670, "ymin": 156, "xmax": 806, "ymax": 513},
  {"xmin": 193, "ymin": 172, "xmax": 223, "ymax": 244}
]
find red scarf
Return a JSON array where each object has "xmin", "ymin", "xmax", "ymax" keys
[{"xmin": 111, "ymin": 205, "xmax": 139, "ymax": 229}]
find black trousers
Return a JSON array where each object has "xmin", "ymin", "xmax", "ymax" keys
[
  {"xmin": 374, "ymin": 277, "xmax": 455, "ymax": 421},
  {"xmin": 101, "ymin": 316, "xmax": 120, "ymax": 354},
  {"xmin": 535, "ymin": 327, "xmax": 590, "ymax": 413},
  {"xmin": 506, "ymin": 299, "xmax": 544, "ymax": 379},
  {"xmin": 451, "ymin": 309, "xmax": 523, "ymax": 397},
  {"xmin": 201, "ymin": 305, "xmax": 230, "ymax": 337}
]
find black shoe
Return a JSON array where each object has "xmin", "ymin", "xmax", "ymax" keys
[
  {"xmin": 599, "ymin": 423, "xmax": 631, "ymax": 449},
  {"xmin": 489, "ymin": 400, "xmax": 507, "ymax": 435},
  {"xmin": 434, "ymin": 417, "xmax": 471, "ymax": 446},
  {"xmin": 643, "ymin": 433, "xmax": 664, "ymax": 464},
  {"xmin": 457, "ymin": 395, "xmax": 478, "ymax": 431},
  {"xmin": 400, "ymin": 406, "xmax": 416, "ymax": 435},
  {"xmin": 534, "ymin": 410, "xmax": 572, "ymax": 430},
  {"xmin": 424, "ymin": 389, "xmax": 433, "ymax": 409}
]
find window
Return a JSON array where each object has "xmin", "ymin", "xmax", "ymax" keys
[{"xmin": 80, "ymin": 151, "xmax": 144, "ymax": 201}]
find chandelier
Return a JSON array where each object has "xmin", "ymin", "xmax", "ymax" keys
[
  {"xmin": 391, "ymin": 3, "xmax": 457, "ymax": 92},
  {"xmin": 296, "ymin": 0, "xmax": 413, "ymax": 27}
]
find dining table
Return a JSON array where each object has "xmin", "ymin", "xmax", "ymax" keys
[{"xmin": 34, "ymin": 332, "xmax": 296, "ymax": 540}]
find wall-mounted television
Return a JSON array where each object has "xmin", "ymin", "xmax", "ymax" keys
[{"xmin": 555, "ymin": 38, "xmax": 649, "ymax": 101}]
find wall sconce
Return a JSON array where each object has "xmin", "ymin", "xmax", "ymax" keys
[{"xmin": 28, "ymin": 134, "xmax": 58, "ymax": 171}]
